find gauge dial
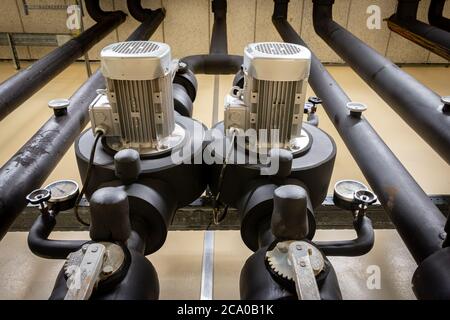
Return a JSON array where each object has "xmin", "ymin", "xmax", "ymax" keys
[
  {"xmin": 334, "ymin": 180, "xmax": 368, "ymax": 203},
  {"xmin": 45, "ymin": 180, "xmax": 79, "ymax": 203}
]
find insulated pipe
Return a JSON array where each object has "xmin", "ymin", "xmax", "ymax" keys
[
  {"xmin": 429, "ymin": 0, "xmax": 450, "ymax": 32},
  {"xmin": 316, "ymin": 217, "xmax": 374, "ymax": 257},
  {"xmin": 28, "ymin": 214, "xmax": 88, "ymax": 259},
  {"xmin": 181, "ymin": 54, "xmax": 242, "ymax": 74},
  {"xmin": 0, "ymin": 1, "xmax": 126, "ymax": 122},
  {"xmin": 387, "ymin": 0, "xmax": 450, "ymax": 60},
  {"xmin": 127, "ymin": 0, "xmax": 166, "ymax": 23},
  {"xmin": 312, "ymin": 0, "xmax": 450, "ymax": 164},
  {"xmin": 181, "ymin": 0, "xmax": 242, "ymax": 75},
  {"xmin": 210, "ymin": 0, "xmax": 228, "ymax": 54},
  {"xmin": 0, "ymin": 12, "xmax": 165, "ymax": 242},
  {"xmin": 272, "ymin": 2, "xmax": 446, "ymax": 264}
]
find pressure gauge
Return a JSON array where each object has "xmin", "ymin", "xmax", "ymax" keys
[
  {"xmin": 44, "ymin": 180, "xmax": 80, "ymax": 211},
  {"xmin": 333, "ymin": 180, "xmax": 369, "ymax": 210}
]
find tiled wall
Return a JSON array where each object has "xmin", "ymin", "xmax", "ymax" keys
[{"xmin": 0, "ymin": 0, "xmax": 449, "ymax": 63}]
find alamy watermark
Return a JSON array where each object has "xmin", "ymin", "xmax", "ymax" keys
[
  {"xmin": 170, "ymin": 122, "xmax": 282, "ymax": 175},
  {"xmin": 367, "ymin": 5, "xmax": 382, "ymax": 30}
]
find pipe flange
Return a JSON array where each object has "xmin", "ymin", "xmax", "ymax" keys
[
  {"xmin": 264, "ymin": 239, "xmax": 330, "ymax": 294},
  {"xmin": 266, "ymin": 240, "xmax": 324, "ymax": 281},
  {"xmin": 64, "ymin": 242, "xmax": 131, "ymax": 292}
]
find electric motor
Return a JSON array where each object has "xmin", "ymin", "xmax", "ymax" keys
[
  {"xmin": 89, "ymin": 41, "xmax": 185, "ymax": 156},
  {"xmin": 224, "ymin": 42, "xmax": 311, "ymax": 151}
]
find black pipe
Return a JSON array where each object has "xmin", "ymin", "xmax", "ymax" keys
[
  {"xmin": 127, "ymin": 0, "xmax": 159, "ymax": 22},
  {"xmin": 0, "ymin": 1, "xmax": 126, "ymax": 122},
  {"xmin": 126, "ymin": 9, "xmax": 165, "ymax": 40},
  {"xmin": 28, "ymin": 214, "xmax": 88, "ymax": 259},
  {"xmin": 272, "ymin": 2, "xmax": 446, "ymax": 264},
  {"xmin": 387, "ymin": 0, "xmax": 450, "ymax": 60},
  {"xmin": 84, "ymin": 0, "xmax": 120, "ymax": 22},
  {"xmin": 182, "ymin": 54, "xmax": 243, "ymax": 75},
  {"xmin": 210, "ymin": 0, "xmax": 228, "ymax": 54},
  {"xmin": 312, "ymin": 0, "xmax": 450, "ymax": 164},
  {"xmin": 181, "ymin": 0, "xmax": 242, "ymax": 75},
  {"xmin": 0, "ymin": 12, "xmax": 165, "ymax": 242},
  {"xmin": 429, "ymin": 0, "xmax": 450, "ymax": 32},
  {"xmin": 316, "ymin": 217, "xmax": 374, "ymax": 257}
]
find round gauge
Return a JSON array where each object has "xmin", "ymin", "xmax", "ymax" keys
[
  {"xmin": 334, "ymin": 180, "xmax": 369, "ymax": 203},
  {"xmin": 45, "ymin": 180, "xmax": 79, "ymax": 203}
]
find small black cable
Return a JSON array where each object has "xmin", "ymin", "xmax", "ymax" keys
[{"xmin": 73, "ymin": 131, "xmax": 103, "ymax": 226}]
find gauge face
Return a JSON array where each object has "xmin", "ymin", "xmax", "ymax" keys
[
  {"xmin": 45, "ymin": 180, "xmax": 79, "ymax": 203},
  {"xmin": 334, "ymin": 180, "xmax": 368, "ymax": 202}
]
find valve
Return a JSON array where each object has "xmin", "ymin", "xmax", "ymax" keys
[
  {"xmin": 26, "ymin": 188, "xmax": 51, "ymax": 214},
  {"xmin": 354, "ymin": 189, "xmax": 378, "ymax": 217},
  {"xmin": 307, "ymin": 96, "xmax": 322, "ymax": 113},
  {"xmin": 441, "ymin": 96, "xmax": 450, "ymax": 114}
]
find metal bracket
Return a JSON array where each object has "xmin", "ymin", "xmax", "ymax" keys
[
  {"xmin": 22, "ymin": 0, "xmax": 68, "ymax": 15},
  {"xmin": 6, "ymin": 33, "xmax": 20, "ymax": 70},
  {"xmin": 64, "ymin": 243, "xmax": 106, "ymax": 300},
  {"xmin": 288, "ymin": 242, "xmax": 321, "ymax": 300}
]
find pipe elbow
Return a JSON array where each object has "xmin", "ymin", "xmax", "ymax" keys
[
  {"xmin": 315, "ymin": 216, "xmax": 375, "ymax": 257},
  {"xmin": 85, "ymin": 0, "xmax": 127, "ymax": 22},
  {"xmin": 27, "ymin": 215, "xmax": 87, "ymax": 260},
  {"xmin": 127, "ymin": 0, "xmax": 166, "ymax": 22}
]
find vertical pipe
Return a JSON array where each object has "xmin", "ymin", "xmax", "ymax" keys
[
  {"xmin": 210, "ymin": 0, "xmax": 228, "ymax": 55},
  {"xmin": 272, "ymin": 2, "xmax": 445, "ymax": 263},
  {"xmin": 429, "ymin": 0, "xmax": 450, "ymax": 32},
  {"xmin": 0, "ymin": 12, "xmax": 165, "ymax": 242}
]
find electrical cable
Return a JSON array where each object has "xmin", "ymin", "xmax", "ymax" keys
[
  {"xmin": 212, "ymin": 129, "xmax": 237, "ymax": 225},
  {"xmin": 73, "ymin": 131, "xmax": 103, "ymax": 226}
]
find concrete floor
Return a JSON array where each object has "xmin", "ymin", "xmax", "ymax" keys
[
  {"xmin": 0, "ymin": 230, "xmax": 416, "ymax": 300},
  {"xmin": 0, "ymin": 61, "xmax": 448, "ymax": 300}
]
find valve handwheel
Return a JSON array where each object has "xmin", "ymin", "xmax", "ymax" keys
[
  {"xmin": 26, "ymin": 189, "xmax": 52, "ymax": 214},
  {"xmin": 354, "ymin": 190, "xmax": 377, "ymax": 206},
  {"xmin": 26, "ymin": 189, "xmax": 51, "ymax": 206},
  {"xmin": 307, "ymin": 97, "xmax": 322, "ymax": 113}
]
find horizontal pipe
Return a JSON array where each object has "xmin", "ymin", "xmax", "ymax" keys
[
  {"xmin": 127, "ymin": 0, "xmax": 166, "ymax": 23},
  {"xmin": 0, "ymin": 13, "xmax": 165, "ymax": 242},
  {"xmin": 28, "ymin": 214, "xmax": 87, "ymax": 259},
  {"xmin": 210, "ymin": 0, "xmax": 228, "ymax": 55},
  {"xmin": 273, "ymin": 4, "xmax": 445, "ymax": 263},
  {"xmin": 429, "ymin": 0, "xmax": 450, "ymax": 32},
  {"xmin": 0, "ymin": 5, "xmax": 126, "ymax": 122},
  {"xmin": 182, "ymin": 54, "xmax": 242, "ymax": 75},
  {"xmin": 312, "ymin": 0, "xmax": 450, "ymax": 164},
  {"xmin": 387, "ymin": 0, "xmax": 450, "ymax": 60}
]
